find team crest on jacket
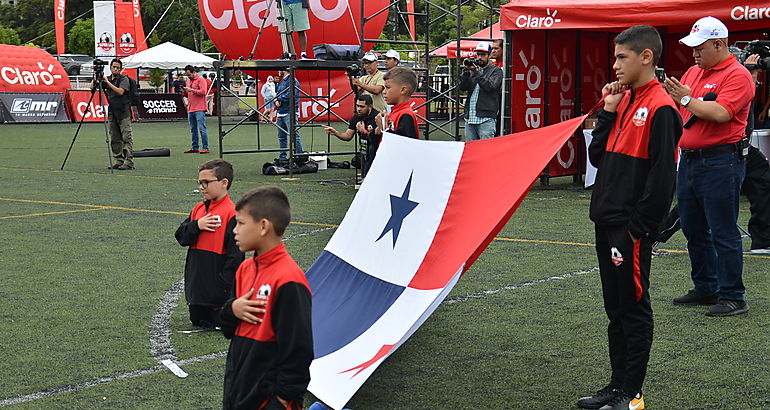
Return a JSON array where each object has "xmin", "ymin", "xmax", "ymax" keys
[
  {"xmin": 611, "ymin": 247, "xmax": 624, "ymax": 266},
  {"xmin": 257, "ymin": 284, "xmax": 271, "ymax": 300},
  {"xmin": 632, "ymin": 107, "xmax": 649, "ymax": 126}
]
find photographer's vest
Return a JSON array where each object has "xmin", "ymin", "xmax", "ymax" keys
[{"xmin": 106, "ymin": 74, "xmax": 130, "ymax": 118}]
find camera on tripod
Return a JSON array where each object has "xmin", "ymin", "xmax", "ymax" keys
[
  {"xmin": 92, "ymin": 58, "xmax": 107, "ymax": 81},
  {"xmin": 463, "ymin": 58, "xmax": 479, "ymax": 68},
  {"xmin": 729, "ymin": 40, "xmax": 770, "ymax": 71},
  {"xmin": 346, "ymin": 63, "xmax": 362, "ymax": 77}
]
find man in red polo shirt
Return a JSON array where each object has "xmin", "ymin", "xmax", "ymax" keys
[{"xmin": 664, "ymin": 16, "xmax": 754, "ymax": 316}]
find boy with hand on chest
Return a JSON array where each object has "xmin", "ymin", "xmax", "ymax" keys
[
  {"xmin": 219, "ymin": 186, "xmax": 313, "ymax": 410},
  {"xmin": 375, "ymin": 66, "xmax": 421, "ymax": 140},
  {"xmin": 175, "ymin": 159, "xmax": 244, "ymax": 329}
]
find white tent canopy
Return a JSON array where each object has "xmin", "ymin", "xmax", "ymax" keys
[{"xmin": 121, "ymin": 42, "xmax": 216, "ymax": 69}]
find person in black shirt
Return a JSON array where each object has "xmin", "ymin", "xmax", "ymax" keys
[
  {"xmin": 92, "ymin": 58, "xmax": 134, "ymax": 170},
  {"xmin": 322, "ymin": 94, "xmax": 380, "ymax": 175}
]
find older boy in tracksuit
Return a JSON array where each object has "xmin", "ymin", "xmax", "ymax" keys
[{"xmin": 580, "ymin": 25, "xmax": 682, "ymax": 410}]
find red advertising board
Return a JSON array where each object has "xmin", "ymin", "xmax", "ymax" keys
[
  {"xmin": 255, "ymin": 72, "xmax": 357, "ymax": 123},
  {"xmin": 410, "ymin": 94, "xmax": 427, "ymax": 125},
  {"xmin": 66, "ymin": 89, "xmax": 109, "ymax": 122},
  {"xmin": 510, "ymin": 30, "xmax": 546, "ymax": 133},
  {"xmin": 580, "ymin": 32, "xmax": 609, "ymax": 114},
  {"xmin": 545, "ymin": 30, "xmax": 578, "ymax": 177}
]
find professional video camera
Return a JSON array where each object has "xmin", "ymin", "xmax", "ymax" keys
[
  {"xmin": 346, "ymin": 63, "xmax": 363, "ymax": 77},
  {"xmin": 92, "ymin": 58, "xmax": 107, "ymax": 80},
  {"xmin": 729, "ymin": 40, "xmax": 770, "ymax": 71},
  {"xmin": 463, "ymin": 57, "xmax": 479, "ymax": 68}
]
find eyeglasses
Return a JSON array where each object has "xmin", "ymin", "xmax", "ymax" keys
[{"xmin": 198, "ymin": 179, "xmax": 221, "ymax": 188}]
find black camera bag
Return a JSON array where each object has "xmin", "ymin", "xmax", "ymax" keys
[{"xmin": 312, "ymin": 44, "xmax": 361, "ymax": 61}]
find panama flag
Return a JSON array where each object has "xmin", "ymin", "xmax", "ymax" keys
[{"xmin": 306, "ymin": 116, "xmax": 587, "ymax": 409}]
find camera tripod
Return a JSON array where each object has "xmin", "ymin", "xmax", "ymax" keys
[
  {"xmin": 248, "ymin": 0, "xmax": 296, "ymax": 60},
  {"xmin": 61, "ymin": 74, "xmax": 115, "ymax": 172}
]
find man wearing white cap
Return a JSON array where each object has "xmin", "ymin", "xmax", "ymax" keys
[
  {"xmin": 460, "ymin": 41, "xmax": 503, "ymax": 140},
  {"xmin": 663, "ymin": 16, "xmax": 754, "ymax": 316},
  {"xmin": 350, "ymin": 51, "xmax": 386, "ymax": 113},
  {"xmin": 384, "ymin": 49, "xmax": 400, "ymax": 70}
]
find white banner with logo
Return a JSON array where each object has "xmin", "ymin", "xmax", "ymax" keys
[
  {"xmin": 94, "ymin": 1, "xmax": 116, "ymax": 57},
  {"xmin": 0, "ymin": 93, "xmax": 69, "ymax": 123}
]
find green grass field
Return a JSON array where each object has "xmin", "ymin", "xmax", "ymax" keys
[{"xmin": 0, "ymin": 119, "xmax": 768, "ymax": 409}]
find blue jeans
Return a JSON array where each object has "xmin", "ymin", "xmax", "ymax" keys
[
  {"xmin": 677, "ymin": 151, "xmax": 746, "ymax": 301},
  {"xmin": 188, "ymin": 111, "xmax": 208, "ymax": 150},
  {"xmin": 276, "ymin": 114, "xmax": 304, "ymax": 160},
  {"xmin": 465, "ymin": 118, "xmax": 496, "ymax": 141}
]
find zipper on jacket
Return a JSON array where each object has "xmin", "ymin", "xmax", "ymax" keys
[{"xmin": 610, "ymin": 88, "xmax": 636, "ymax": 152}]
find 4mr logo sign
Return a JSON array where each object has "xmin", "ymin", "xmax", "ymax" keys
[
  {"xmin": 10, "ymin": 98, "xmax": 58, "ymax": 115},
  {"xmin": 0, "ymin": 93, "xmax": 68, "ymax": 123}
]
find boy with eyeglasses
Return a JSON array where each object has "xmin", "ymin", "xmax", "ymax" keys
[{"xmin": 175, "ymin": 159, "xmax": 244, "ymax": 329}]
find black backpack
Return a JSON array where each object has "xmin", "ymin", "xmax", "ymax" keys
[{"xmin": 125, "ymin": 75, "xmax": 140, "ymax": 107}]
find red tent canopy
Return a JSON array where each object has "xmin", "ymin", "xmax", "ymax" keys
[
  {"xmin": 501, "ymin": 0, "xmax": 770, "ymax": 32},
  {"xmin": 0, "ymin": 45, "xmax": 71, "ymax": 93},
  {"xmin": 431, "ymin": 22, "xmax": 502, "ymax": 58}
]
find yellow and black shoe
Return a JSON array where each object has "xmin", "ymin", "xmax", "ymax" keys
[{"xmin": 599, "ymin": 391, "xmax": 644, "ymax": 410}]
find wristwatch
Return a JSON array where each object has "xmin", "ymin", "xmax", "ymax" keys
[{"xmin": 680, "ymin": 95, "xmax": 692, "ymax": 107}]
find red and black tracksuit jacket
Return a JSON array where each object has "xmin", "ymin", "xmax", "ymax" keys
[
  {"xmin": 175, "ymin": 195, "xmax": 244, "ymax": 307},
  {"xmin": 388, "ymin": 101, "xmax": 421, "ymax": 140},
  {"xmin": 588, "ymin": 78, "xmax": 682, "ymax": 395},
  {"xmin": 219, "ymin": 243, "xmax": 313, "ymax": 410}
]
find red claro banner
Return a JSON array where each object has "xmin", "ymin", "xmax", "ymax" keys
[
  {"xmin": 66, "ymin": 89, "xmax": 108, "ymax": 122},
  {"xmin": 198, "ymin": 0, "xmax": 388, "ymax": 60},
  {"xmin": 0, "ymin": 44, "xmax": 71, "ymax": 93}
]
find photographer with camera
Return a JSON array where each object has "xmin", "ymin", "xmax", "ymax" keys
[
  {"xmin": 738, "ymin": 53, "xmax": 770, "ymax": 253},
  {"xmin": 322, "ymin": 94, "xmax": 380, "ymax": 175},
  {"xmin": 663, "ymin": 16, "xmax": 754, "ymax": 316},
  {"xmin": 460, "ymin": 42, "xmax": 503, "ymax": 141},
  {"xmin": 92, "ymin": 58, "xmax": 134, "ymax": 170},
  {"xmin": 349, "ymin": 52, "xmax": 386, "ymax": 114}
]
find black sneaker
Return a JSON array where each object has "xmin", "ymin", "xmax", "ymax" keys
[
  {"xmin": 599, "ymin": 390, "xmax": 644, "ymax": 410},
  {"xmin": 107, "ymin": 163, "xmax": 122, "ymax": 169},
  {"xmin": 705, "ymin": 300, "xmax": 749, "ymax": 316},
  {"xmin": 673, "ymin": 290, "xmax": 718, "ymax": 305},
  {"xmin": 578, "ymin": 385, "xmax": 620, "ymax": 409}
]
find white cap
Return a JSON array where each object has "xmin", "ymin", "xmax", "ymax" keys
[
  {"xmin": 475, "ymin": 42, "xmax": 493, "ymax": 53},
  {"xmin": 362, "ymin": 51, "xmax": 378, "ymax": 62},
  {"xmin": 679, "ymin": 16, "xmax": 729, "ymax": 47},
  {"xmin": 384, "ymin": 49, "xmax": 400, "ymax": 61}
]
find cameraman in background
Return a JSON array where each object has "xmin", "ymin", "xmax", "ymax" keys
[
  {"xmin": 322, "ymin": 94, "xmax": 380, "ymax": 176},
  {"xmin": 739, "ymin": 53, "xmax": 770, "ymax": 253},
  {"xmin": 350, "ymin": 52, "xmax": 386, "ymax": 114},
  {"xmin": 92, "ymin": 58, "xmax": 134, "ymax": 170},
  {"xmin": 460, "ymin": 42, "xmax": 503, "ymax": 141}
]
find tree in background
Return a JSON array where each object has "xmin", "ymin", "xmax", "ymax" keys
[
  {"xmin": 0, "ymin": 25, "xmax": 21, "ymax": 45},
  {"xmin": 67, "ymin": 18, "xmax": 93, "ymax": 55},
  {"xmin": 147, "ymin": 68, "xmax": 166, "ymax": 91}
]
